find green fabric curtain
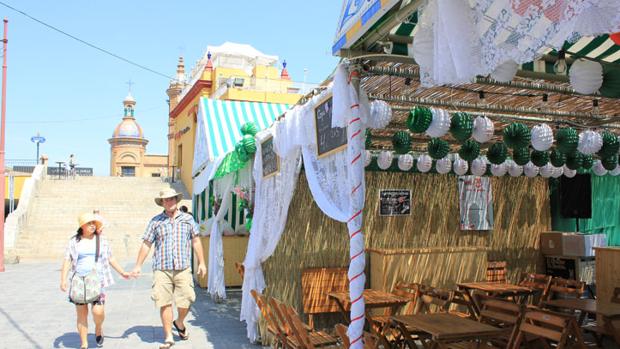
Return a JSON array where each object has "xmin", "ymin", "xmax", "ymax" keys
[
  {"xmin": 551, "ymin": 175, "xmax": 620, "ymax": 246},
  {"xmin": 213, "ymin": 151, "xmax": 248, "ymax": 179}
]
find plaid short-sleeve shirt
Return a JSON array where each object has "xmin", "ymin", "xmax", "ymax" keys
[{"xmin": 142, "ymin": 211, "xmax": 199, "ymax": 271}]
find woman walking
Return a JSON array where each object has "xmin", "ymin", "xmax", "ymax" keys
[{"xmin": 60, "ymin": 212, "xmax": 130, "ymax": 348}]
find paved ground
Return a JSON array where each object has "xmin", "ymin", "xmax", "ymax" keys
[{"xmin": 0, "ymin": 261, "xmax": 266, "ymax": 349}]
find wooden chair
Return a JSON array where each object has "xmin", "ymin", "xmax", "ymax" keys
[
  {"xmin": 414, "ymin": 286, "xmax": 454, "ymax": 314},
  {"xmin": 486, "ymin": 261, "xmax": 507, "ymax": 283},
  {"xmin": 250, "ymin": 290, "xmax": 288, "ymax": 348},
  {"xmin": 545, "ymin": 277, "xmax": 586, "ymax": 301},
  {"xmin": 367, "ymin": 282, "xmax": 420, "ymax": 348},
  {"xmin": 511, "ymin": 309, "xmax": 585, "ymax": 349},
  {"xmin": 235, "ymin": 261, "xmax": 245, "ymax": 280},
  {"xmin": 335, "ymin": 324, "xmax": 379, "ymax": 349},
  {"xmin": 518, "ymin": 272, "xmax": 551, "ymax": 305},
  {"xmin": 477, "ymin": 298, "xmax": 523, "ymax": 348},
  {"xmin": 271, "ymin": 298, "xmax": 338, "ymax": 349},
  {"xmin": 583, "ymin": 287, "xmax": 620, "ymax": 346}
]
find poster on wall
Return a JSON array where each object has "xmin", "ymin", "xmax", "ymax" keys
[
  {"xmin": 379, "ymin": 189, "xmax": 411, "ymax": 216},
  {"xmin": 458, "ymin": 176, "xmax": 494, "ymax": 230}
]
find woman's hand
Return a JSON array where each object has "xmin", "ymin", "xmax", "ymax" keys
[
  {"xmin": 120, "ymin": 271, "xmax": 131, "ymax": 280},
  {"xmin": 60, "ymin": 280, "xmax": 68, "ymax": 292}
]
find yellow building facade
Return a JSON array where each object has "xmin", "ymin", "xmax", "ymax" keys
[{"xmin": 166, "ymin": 42, "xmax": 303, "ymax": 193}]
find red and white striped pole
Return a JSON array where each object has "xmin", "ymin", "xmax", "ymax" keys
[
  {"xmin": 346, "ymin": 64, "xmax": 366, "ymax": 348},
  {"xmin": 0, "ymin": 18, "xmax": 8, "ymax": 272}
]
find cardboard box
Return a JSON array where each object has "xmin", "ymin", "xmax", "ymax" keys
[
  {"xmin": 540, "ymin": 231, "xmax": 568, "ymax": 256},
  {"xmin": 563, "ymin": 233, "xmax": 607, "ymax": 257}
]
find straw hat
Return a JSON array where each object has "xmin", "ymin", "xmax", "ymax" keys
[
  {"xmin": 77, "ymin": 212, "xmax": 103, "ymax": 231},
  {"xmin": 155, "ymin": 188, "xmax": 183, "ymax": 207}
]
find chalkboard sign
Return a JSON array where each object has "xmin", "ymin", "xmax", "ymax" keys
[
  {"xmin": 314, "ymin": 95, "xmax": 347, "ymax": 157},
  {"xmin": 379, "ymin": 189, "xmax": 411, "ymax": 216},
  {"xmin": 261, "ymin": 136, "xmax": 279, "ymax": 178}
]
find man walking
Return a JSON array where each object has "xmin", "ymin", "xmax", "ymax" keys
[{"xmin": 132, "ymin": 188, "xmax": 206, "ymax": 349}]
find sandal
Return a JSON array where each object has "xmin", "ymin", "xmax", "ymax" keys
[
  {"xmin": 172, "ymin": 320, "xmax": 189, "ymax": 340},
  {"xmin": 159, "ymin": 340, "xmax": 174, "ymax": 349}
]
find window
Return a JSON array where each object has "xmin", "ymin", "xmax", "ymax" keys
[
  {"xmin": 177, "ymin": 144, "xmax": 183, "ymax": 167},
  {"xmin": 121, "ymin": 166, "xmax": 135, "ymax": 177}
]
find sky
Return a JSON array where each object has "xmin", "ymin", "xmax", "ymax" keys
[{"xmin": 3, "ymin": 1, "xmax": 343, "ymax": 175}]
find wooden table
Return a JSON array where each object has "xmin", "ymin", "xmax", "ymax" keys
[
  {"xmin": 457, "ymin": 282, "xmax": 535, "ymax": 316},
  {"xmin": 328, "ymin": 289, "xmax": 409, "ymax": 322},
  {"xmin": 392, "ymin": 313, "xmax": 505, "ymax": 349}
]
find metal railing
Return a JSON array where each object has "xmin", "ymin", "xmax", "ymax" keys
[{"xmin": 6, "ymin": 159, "xmax": 37, "ymax": 168}]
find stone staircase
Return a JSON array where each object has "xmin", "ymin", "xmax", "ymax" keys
[{"xmin": 11, "ymin": 176, "xmax": 191, "ymax": 262}]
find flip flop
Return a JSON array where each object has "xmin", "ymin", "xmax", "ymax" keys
[
  {"xmin": 172, "ymin": 320, "xmax": 189, "ymax": 340},
  {"xmin": 159, "ymin": 340, "xmax": 174, "ymax": 349}
]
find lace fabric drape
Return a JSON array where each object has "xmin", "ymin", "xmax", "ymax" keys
[{"xmin": 207, "ymin": 174, "xmax": 234, "ymax": 300}]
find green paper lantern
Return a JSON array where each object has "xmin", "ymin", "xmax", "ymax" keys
[
  {"xmin": 450, "ymin": 112, "xmax": 473, "ymax": 142},
  {"xmin": 550, "ymin": 148, "xmax": 566, "ymax": 167},
  {"xmin": 428, "ymin": 138, "xmax": 450, "ymax": 160},
  {"xmin": 600, "ymin": 65, "xmax": 620, "ymax": 98},
  {"xmin": 598, "ymin": 131, "xmax": 620, "ymax": 159},
  {"xmin": 565, "ymin": 152, "xmax": 583, "ymax": 170},
  {"xmin": 241, "ymin": 134, "xmax": 257, "ymax": 154},
  {"xmin": 235, "ymin": 142, "xmax": 249, "ymax": 162},
  {"xmin": 459, "ymin": 139, "xmax": 480, "ymax": 162},
  {"xmin": 392, "ymin": 131, "xmax": 412, "ymax": 154},
  {"xmin": 582, "ymin": 154, "xmax": 594, "ymax": 169},
  {"xmin": 602, "ymin": 155, "xmax": 618, "ymax": 171},
  {"xmin": 240, "ymin": 122, "xmax": 258, "ymax": 136},
  {"xmin": 512, "ymin": 147, "xmax": 530, "ymax": 166},
  {"xmin": 365, "ymin": 129, "xmax": 372, "ymax": 149},
  {"xmin": 407, "ymin": 107, "xmax": 433, "ymax": 133},
  {"xmin": 486, "ymin": 142, "xmax": 508, "ymax": 165},
  {"xmin": 555, "ymin": 127, "xmax": 579, "ymax": 154},
  {"xmin": 530, "ymin": 150, "xmax": 549, "ymax": 167},
  {"xmin": 503, "ymin": 123, "xmax": 531, "ymax": 149}
]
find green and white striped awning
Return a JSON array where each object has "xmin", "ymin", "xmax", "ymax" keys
[{"xmin": 198, "ymin": 98, "xmax": 290, "ymax": 161}]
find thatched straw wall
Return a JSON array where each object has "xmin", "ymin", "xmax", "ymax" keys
[{"xmin": 261, "ymin": 171, "xmax": 550, "ymax": 334}]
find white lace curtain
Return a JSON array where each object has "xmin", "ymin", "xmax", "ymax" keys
[{"xmin": 207, "ymin": 174, "xmax": 234, "ymax": 300}]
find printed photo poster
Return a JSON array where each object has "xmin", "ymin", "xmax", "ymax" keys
[
  {"xmin": 458, "ymin": 176, "xmax": 494, "ymax": 230},
  {"xmin": 379, "ymin": 189, "xmax": 411, "ymax": 216}
]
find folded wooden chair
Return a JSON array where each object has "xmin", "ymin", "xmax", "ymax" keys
[
  {"xmin": 235, "ymin": 261, "xmax": 245, "ymax": 280},
  {"xmin": 583, "ymin": 287, "xmax": 620, "ymax": 346},
  {"xmin": 271, "ymin": 298, "xmax": 339, "ymax": 349},
  {"xmin": 486, "ymin": 261, "xmax": 508, "ymax": 283},
  {"xmin": 250, "ymin": 289, "xmax": 288, "ymax": 348},
  {"xmin": 545, "ymin": 277, "xmax": 586, "ymax": 301},
  {"xmin": 335, "ymin": 324, "xmax": 379, "ymax": 349},
  {"xmin": 518, "ymin": 272, "xmax": 551, "ymax": 305},
  {"xmin": 511, "ymin": 309, "xmax": 583, "ymax": 349}
]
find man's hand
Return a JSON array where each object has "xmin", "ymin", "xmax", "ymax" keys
[
  {"xmin": 197, "ymin": 263, "xmax": 207, "ymax": 278},
  {"xmin": 131, "ymin": 266, "xmax": 142, "ymax": 278}
]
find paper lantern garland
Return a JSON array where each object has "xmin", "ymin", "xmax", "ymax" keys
[
  {"xmin": 491, "ymin": 163, "xmax": 507, "ymax": 177},
  {"xmin": 551, "ymin": 166, "xmax": 564, "ymax": 178},
  {"xmin": 377, "ymin": 151, "xmax": 393, "ymax": 170},
  {"xmin": 364, "ymin": 150, "xmax": 373, "ymax": 167},
  {"xmin": 435, "ymin": 158, "xmax": 452, "ymax": 174},
  {"xmin": 407, "ymin": 107, "xmax": 433, "ymax": 133},
  {"xmin": 503, "ymin": 123, "xmax": 531, "ymax": 149},
  {"xmin": 453, "ymin": 156, "xmax": 469, "ymax": 176},
  {"xmin": 507, "ymin": 160, "xmax": 523, "ymax": 177},
  {"xmin": 416, "ymin": 154, "xmax": 433, "ymax": 173},
  {"xmin": 540, "ymin": 164, "xmax": 555, "ymax": 178},
  {"xmin": 582, "ymin": 154, "xmax": 594, "ymax": 169},
  {"xmin": 450, "ymin": 112, "xmax": 473, "ymax": 142},
  {"xmin": 555, "ymin": 127, "xmax": 579, "ymax": 154},
  {"xmin": 392, "ymin": 131, "xmax": 412, "ymax": 154},
  {"xmin": 240, "ymin": 122, "xmax": 258, "ymax": 136},
  {"xmin": 398, "ymin": 153, "xmax": 414, "ymax": 171},
  {"xmin": 577, "ymin": 130, "xmax": 603, "ymax": 155},
  {"xmin": 471, "ymin": 158, "xmax": 487, "ymax": 176},
  {"xmin": 569, "ymin": 59, "xmax": 604, "ymax": 95},
  {"xmin": 491, "ymin": 60, "xmax": 519, "ymax": 82},
  {"xmin": 523, "ymin": 162, "xmax": 539, "ymax": 178},
  {"xmin": 531, "ymin": 124, "xmax": 554, "ymax": 151},
  {"xmin": 512, "ymin": 147, "xmax": 530, "ymax": 166},
  {"xmin": 550, "ymin": 148, "xmax": 566, "ymax": 167},
  {"xmin": 428, "ymin": 138, "xmax": 450, "ymax": 160},
  {"xmin": 426, "ymin": 108, "xmax": 451, "ymax": 138},
  {"xmin": 593, "ymin": 160, "xmax": 608, "ymax": 176},
  {"xmin": 564, "ymin": 166, "xmax": 577, "ymax": 178},
  {"xmin": 486, "ymin": 142, "xmax": 508, "ymax": 165},
  {"xmin": 365, "ymin": 129, "xmax": 372, "ymax": 149},
  {"xmin": 610, "ymin": 165, "xmax": 620, "ymax": 176},
  {"xmin": 368, "ymin": 100, "xmax": 392, "ymax": 129},
  {"xmin": 602, "ymin": 155, "xmax": 618, "ymax": 171},
  {"xmin": 564, "ymin": 152, "xmax": 583, "ymax": 170},
  {"xmin": 459, "ymin": 139, "xmax": 481, "ymax": 162},
  {"xmin": 472, "ymin": 116, "xmax": 494, "ymax": 143},
  {"xmin": 530, "ymin": 150, "xmax": 549, "ymax": 167},
  {"xmin": 598, "ymin": 131, "xmax": 620, "ymax": 159}
]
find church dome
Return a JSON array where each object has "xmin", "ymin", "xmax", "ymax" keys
[{"xmin": 112, "ymin": 118, "xmax": 144, "ymax": 138}]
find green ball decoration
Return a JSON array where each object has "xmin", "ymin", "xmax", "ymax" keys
[
  {"xmin": 235, "ymin": 142, "xmax": 250, "ymax": 162},
  {"xmin": 582, "ymin": 154, "xmax": 594, "ymax": 169},
  {"xmin": 550, "ymin": 148, "xmax": 566, "ymax": 167},
  {"xmin": 407, "ymin": 107, "xmax": 433, "ymax": 133},
  {"xmin": 597, "ymin": 131, "xmax": 620, "ymax": 159},
  {"xmin": 565, "ymin": 152, "xmax": 583, "ymax": 170},
  {"xmin": 503, "ymin": 123, "xmax": 531, "ymax": 149},
  {"xmin": 428, "ymin": 138, "xmax": 450, "ymax": 160},
  {"xmin": 555, "ymin": 127, "xmax": 578, "ymax": 154},
  {"xmin": 241, "ymin": 134, "xmax": 257, "ymax": 154},
  {"xmin": 240, "ymin": 122, "xmax": 258, "ymax": 136},
  {"xmin": 392, "ymin": 131, "xmax": 412, "ymax": 154},
  {"xmin": 450, "ymin": 112, "xmax": 473, "ymax": 142},
  {"xmin": 459, "ymin": 139, "xmax": 480, "ymax": 162},
  {"xmin": 365, "ymin": 129, "xmax": 372, "ymax": 150},
  {"xmin": 530, "ymin": 150, "xmax": 549, "ymax": 167},
  {"xmin": 487, "ymin": 142, "xmax": 508, "ymax": 165},
  {"xmin": 602, "ymin": 155, "xmax": 618, "ymax": 171},
  {"xmin": 512, "ymin": 147, "xmax": 530, "ymax": 166}
]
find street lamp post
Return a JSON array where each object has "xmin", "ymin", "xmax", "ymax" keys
[{"xmin": 30, "ymin": 133, "xmax": 45, "ymax": 163}]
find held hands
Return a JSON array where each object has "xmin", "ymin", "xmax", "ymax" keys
[
  {"xmin": 197, "ymin": 263, "xmax": 207, "ymax": 278},
  {"xmin": 120, "ymin": 271, "xmax": 131, "ymax": 280},
  {"xmin": 130, "ymin": 266, "xmax": 142, "ymax": 279}
]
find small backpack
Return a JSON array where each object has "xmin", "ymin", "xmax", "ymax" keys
[{"xmin": 69, "ymin": 234, "xmax": 101, "ymax": 304}]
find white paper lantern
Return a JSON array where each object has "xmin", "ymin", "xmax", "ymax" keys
[
  {"xmin": 523, "ymin": 162, "xmax": 539, "ymax": 178},
  {"xmin": 551, "ymin": 166, "xmax": 564, "ymax": 178},
  {"xmin": 569, "ymin": 59, "xmax": 603, "ymax": 95},
  {"xmin": 472, "ymin": 116, "xmax": 494, "ymax": 143},
  {"xmin": 610, "ymin": 165, "xmax": 620, "ymax": 176},
  {"xmin": 563, "ymin": 166, "xmax": 577, "ymax": 178},
  {"xmin": 397, "ymin": 154, "xmax": 414, "ymax": 171},
  {"xmin": 593, "ymin": 160, "xmax": 608, "ymax": 176},
  {"xmin": 377, "ymin": 150, "xmax": 393, "ymax": 170},
  {"xmin": 577, "ymin": 130, "xmax": 603, "ymax": 155},
  {"xmin": 531, "ymin": 124, "xmax": 554, "ymax": 151},
  {"xmin": 507, "ymin": 160, "xmax": 523, "ymax": 177},
  {"xmin": 491, "ymin": 60, "xmax": 519, "ymax": 82},
  {"xmin": 364, "ymin": 150, "xmax": 373, "ymax": 167},
  {"xmin": 540, "ymin": 164, "xmax": 555, "ymax": 178},
  {"xmin": 435, "ymin": 157, "xmax": 452, "ymax": 174},
  {"xmin": 453, "ymin": 157, "xmax": 469, "ymax": 176},
  {"xmin": 416, "ymin": 154, "xmax": 433, "ymax": 173},
  {"xmin": 368, "ymin": 100, "xmax": 393, "ymax": 129},
  {"xmin": 426, "ymin": 108, "xmax": 451, "ymax": 138},
  {"xmin": 471, "ymin": 157, "xmax": 487, "ymax": 176},
  {"xmin": 491, "ymin": 163, "xmax": 507, "ymax": 177}
]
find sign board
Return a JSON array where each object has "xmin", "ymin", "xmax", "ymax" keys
[
  {"xmin": 379, "ymin": 189, "xmax": 411, "ymax": 216},
  {"xmin": 314, "ymin": 95, "xmax": 347, "ymax": 157},
  {"xmin": 261, "ymin": 136, "xmax": 279, "ymax": 178},
  {"xmin": 458, "ymin": 176, "xmax": 494, "ymax": 230},
  {"xmin": 332, "ymin": 0, "xmax": 401, "ymax": 54}
]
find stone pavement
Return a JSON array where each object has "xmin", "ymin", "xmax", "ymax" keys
[{"xmin": 0, "ymin": 261, "xmax": 267, "ymax": 349}]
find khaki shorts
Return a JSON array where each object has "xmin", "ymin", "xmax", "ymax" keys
[{"xmin": 152, "ymin": 268, "xmax": 196, "ymax": 308}]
